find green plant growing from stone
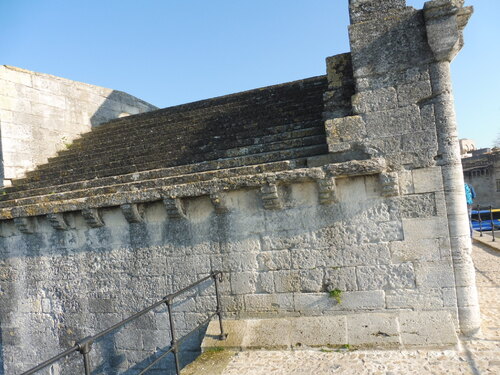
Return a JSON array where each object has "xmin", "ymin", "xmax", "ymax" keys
[
  {"xmin": 60, "ymin": 136, "xmax": 73, "ymax": 150},
  {"xmin": 328, "ymin": 288, "xmax": 342, "ymax": 304}
]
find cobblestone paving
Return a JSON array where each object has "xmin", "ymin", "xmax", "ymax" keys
[{"xmin": 221, "ymin": 243, "xmax": 500, "ymax": 374}]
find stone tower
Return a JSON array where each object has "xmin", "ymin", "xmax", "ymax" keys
[{"xmin": 345, "ymin": 0, "xmax": 478, "ymax": 334}]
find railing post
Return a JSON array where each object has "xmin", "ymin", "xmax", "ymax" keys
[
  {"xmin": 490, "ymin": 205, "xmax": 496, "ymax": 242},
  {"xmin": 76, "ymin": 339, "xmax": 93, "ymax": 375},
  {"xmin": 165, "ymin": 298, "xmax": 181, "ymax": 375},
  {"xmin": 212, "ymin": 271, "xmax": 227, "ymax": 340}
]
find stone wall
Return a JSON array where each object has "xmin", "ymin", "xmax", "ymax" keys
[
  {"xmin": 0, "ymin": 65, "xmax": 157, "ymax": 186},
  {"xmin": 0, "ymin": 168, "xmax": 458, "ymax": 373}
]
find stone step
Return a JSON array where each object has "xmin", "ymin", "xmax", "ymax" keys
[
  {"xmin": 1, "ymin": 160, "xmax": 295, "ymax": 203},
  {"xmin": 202, "ymin": 312, "xmax": 458, "ymax": 352},
  {"xmin": 57, "ymin": 107, "xmax": 324, "ymax": 160},
  {"xmin": 7, "ymin": 144, "xmax": 325, "ymax": 193},
  {"xmin": 22, "ymin": 134, "xmax": 325, "ymax": 186},
  {"xmin": 64, "ymin": 84, "xmax": 326, "ymax": 147},
  {"xmin": 65, "ymin": 76, "xmax": 327, "ymax": 144},
  {"xmin": 39, "ymin": 122, "xmax": 324, "ymax": 171},
  {"xmin": 0, "ymin": 160, "xmax": 302, "ymax": 208}
]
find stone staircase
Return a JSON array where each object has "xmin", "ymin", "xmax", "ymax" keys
[{"xmin": 1, "ymin": 76, "xmax": 328, "ymax": 206}]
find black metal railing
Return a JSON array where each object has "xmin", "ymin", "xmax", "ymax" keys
[
  {"xmin": 473, "ymin": 205, "xmax": 497, "ymax": 242},
  {"xmin": 21, "ymin": 271, "xmax": 226, "ymax": 375}
]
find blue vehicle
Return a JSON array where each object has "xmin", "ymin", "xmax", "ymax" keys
[{"xmin": 471, "ymin": 208, "xmax": 500, "ymax": 231}]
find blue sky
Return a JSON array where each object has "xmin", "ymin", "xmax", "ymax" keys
[{"xmin": 1, "ymin": 0, "xmax": 498, "ymax": 148}]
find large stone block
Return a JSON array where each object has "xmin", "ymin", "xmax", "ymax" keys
[
  {"xmin": 402, "ymin": 217, "xmax": 449, "ymax": 240},
  {"xmin": 273, "ymin": 270, "xmax": 301, "ymax": 293},
  {"xmin": 386, "ymin": 288, "xmax": 444, "ymax": 309},
  {"xmin": 397, "ymin": 193, "xmax": 437, "ymax": 218},
  {"xmin": 363, "ymin": 105, "xmax": 421, "ymax": 138},
  {"xmin": 357, "ymin": 264, "xmax": 416, "ymax": 290},
  {"xmin": 230, "ymin": 271, "xmax": 257, "ymax": 295},
  {"xmin": 244, "ymin": 293, "xmax": 294, "ymax": 312},
  {"xmin": 299, "ymin": 269, "xmax": 324, "ymax": 293},
  {"xmin": 349, "ymin": 0, "xmax": 406, "ymax": 24},
  {"xmin": 324, "ymin": 267, "xmax": 357, "ymax": 291},
  {"xmin": 414, "ymin": 261, "xmax": 456, "ymax": 288},
  {"xmin": 256, "ymin": 250, "xmax": 291, "ymax": 271},
  {"xmin": 332, "ymin": 290, "xmax": 386, "ymax": 310},
  {"xmin": 289, "ymin": 316, "xmax": 347, "ymax": 347},
  {"xmin": 390, "ymin": 238, "xmax": 441, "ymax": 263},
  {"xmin": 397, "ymin": 79, "xmax": 433, "ymax": 106},
  {"xmin": 399, "ymin": 311, "xmax": 458, "ymax": 347},
  {"xmin": 325, "ymin": 116, "xmax": 367, "ymax": 146},
  {"xmin": 346, "ymin": 313, "xmax": 400, "ymax": 347},
  {"xmin": 412, "ymin": 167, "xmax": 444, "ymax": 193},
  {"xmin": 352, "ymin": 87, "xmax": 398, "ymax": 114},
  {"xmin": 349, "ymin": 10, "xmax": 433, "ymax": 77}
]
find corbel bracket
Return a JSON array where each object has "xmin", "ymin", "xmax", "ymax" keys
[
  {"xmin": 163, "ymin": 197, "xmax": 187, "ymax": 219},
  {"xmin": 121, "ymin": 203, "xmax": 145, "ymax": 223},
  {"xmin": 82, "ymin": 208, "xmax": 104, "ymax": 228}
]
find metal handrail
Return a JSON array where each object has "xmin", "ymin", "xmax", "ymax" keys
[
  {"xmin": 473, "ymin": 205, "xmax": 497, "ymax": 241},
  {"xmin": 20, "ymin": 271, "xmax": 226, "ymax": 375}
]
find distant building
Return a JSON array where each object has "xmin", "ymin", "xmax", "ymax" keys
[
  {"xmin": 462, "ymin": 147, "xmax": 500, "ymax": 207},
  {"xmin": 459, "ymin": 138, "xmax": 476, "ymax": 157}
]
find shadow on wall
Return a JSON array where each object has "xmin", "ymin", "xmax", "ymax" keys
[
  {"xmin": 0, "ymin": 87, "xmax": 157, "ymax": 188},
  {"xmin": 0, "ymin": 333, "xmax": 3, "ymax": 375},
  {"xmin": 89, "ymin": 90, "xmax": 157, "ymax": 128}
]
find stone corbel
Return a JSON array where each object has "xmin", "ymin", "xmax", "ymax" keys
[
  {"xmin": 14, "ymin": 217, "xmax": 35, "ymax": 234},
  {"xmin": 260, "ymin": 183, "xmax": 282, "ymax": 210},
  {"xmin": 380, "ymin": 172, "xmax": 400, "ymax": 197},
  {"xmin": 316, "ymin": 176, "xmax": 339, "ymax": 205},
  {"xmin": 46, "ymin": 213, "xmax": 69, "ymax": 230},
  {"xmin": 210, "ymin": 193, "xmax": 229, "ymax": 214},
  {"xmin": 424, "ymin": 0, "xmax": 473, "ymax": 62},
  {"xmin": 163, "ymin": 197, "xmax": 187, "ymax": 219},
  {"xmin": 121, "ymin": 203, "xmax": 145, "ymax": 223},
  {"xmin": 81, "ymin": 208, "xmax": 104, "ymax": 228}
]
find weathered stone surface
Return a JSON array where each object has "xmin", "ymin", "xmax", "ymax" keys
[
  {"xmin": 390, "ymin": 238, "xmax": 441, "ymax": 263},
  {"xmin": 356, "ymin": 264, "xmax": 416, "ymax": 290},
  {"xmin": 399, "ymin": 311, "xmax": 458, "ymax": 347},
  {"xmin": 81, "ymin": 208, "xmax": 104, "ymax": 227},
  {"xmin": 415, "ymin": 260, "xmax": 456, "ymax": 288},
  {"xmin": 120, "ymin": 203, "xmax": 144, "ymax": 223},
  {"xmin": 346, "ymin": 313, "xmax": 400, "ymax": 348},
  {"xmin": 412, "ymin": 167, "xmax": 444, "ymax": 193},
  {"xmin": 325, "ymin": 116, "xmax": 366, "ymax": 145},
  {"xmin": 352, "ymin": 87, "xmax": 398, "ymax": 114},
  {"xmin": 316, "ymin": 177, "xmax": 338, "ymax": 205},
  {"xmin": 402, "ymin": 217, "xmax": 449, "ymax": 240},
  {"xmin": 349, "ymin": 0, "xmax": 406, "ymax": 24},
  {"xmin": 46, "ymin": 213, "xmax": 69, "ymax": 230},
  {"xmin": 163, "ymin": 197, "xmax": 187, "ymax": 219},
  {"xmin": 324, "ymin": 267, "xmax": 357, "ymax": 292},
  {"xmin": 385, "ymin": 288, "xmax": 444, "ymax": 309},
  {"xmin": 260, "ymin": 183, "xmax": 282, "ymax": 210},
  {"xmin": 0, "ymin": 66, "xmax": 157, "ymax": 186},
  {"xmin": 13, "ymin": 217, "xmax": 35, "ymax": 234},
  {"xmin": 0, "ymin": 0, "xmax": 480, "ymax": 372},
  {"xmin": 397, "ymin": 193, "xmax": 437, "ymax": 218},
  {"xmin": 379, "ymin": 172, "xmax": 400, "ymax": 197},
  {"xmin": 397, "ymin": 79, "xmax": 433, "ymax": 106},
  {"xmin": 363, "ymin": 106, "xmax": 421, "ymax": 138}
]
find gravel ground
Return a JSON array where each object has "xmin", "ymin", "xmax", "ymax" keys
[{"xmin": 220, "ymin": 243, "xmax": 500, "ymax": 374}]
